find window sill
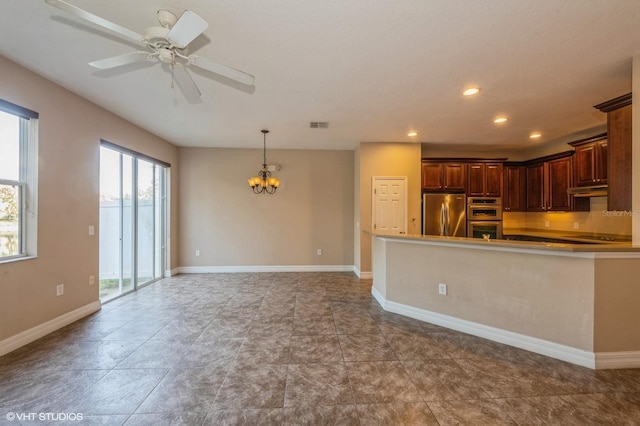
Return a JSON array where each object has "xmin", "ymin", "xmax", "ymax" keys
[{"xmin": 0, "ymin": 255, "xmax": 38, "ymax": 265}]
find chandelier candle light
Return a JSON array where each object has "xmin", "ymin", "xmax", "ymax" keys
[{"xmin": 248, "ymin": 130, "xmax": 280, "ymax": 194}]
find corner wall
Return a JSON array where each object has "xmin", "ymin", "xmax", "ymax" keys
[
  {"xmin": 357, "ymin": 143, "xmax": 421, "ymax": 274},
  {"xmin": 0, "ymin": 55, "xmax": 179, "ymax": 344}
]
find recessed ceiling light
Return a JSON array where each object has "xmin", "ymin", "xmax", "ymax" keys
[
  {"xmin": 494, "ymin": 116, "xmax": 508, "ymax": 124},
  {"xmin": 530, "ymin": 132, "xmax": 542, "ymax": 139},
  {"xmin": 407, "ymin": 131, "xmax": 418, "ymax": 137},
  {"xmin": 463, "ymin": 87, "xmax": 480, "ymax": 96}
]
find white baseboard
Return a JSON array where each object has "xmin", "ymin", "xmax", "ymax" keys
[
  {"xmin": 165, "ymin": 268, "xmax": 180, "ymax": 277},
  {"xmin": 177, "ymin": 265, "xmax": 356, "ymax": 274},
  {"xmin": 595, "ymin": 351, "xmax": 640, "ymax": 369},
  {"xmin": 371, "ymin": 286, "xmax": 386, "ymax": 308},
  {"xmin": 373, "ymin": 290, "xmax": 603, "ymax": 370},
  {"xmin": 0, "ymin": 300, "xmax": 102, "ymax": 357}
]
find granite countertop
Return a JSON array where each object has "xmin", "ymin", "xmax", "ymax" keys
[{"xmin": 368, "ymin": 230, "xmax": 639, "ymax": 253}]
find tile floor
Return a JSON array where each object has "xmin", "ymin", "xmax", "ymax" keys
[{"xmin": 1, "ymin": 272, "xmax": 639, "ymax": 425}]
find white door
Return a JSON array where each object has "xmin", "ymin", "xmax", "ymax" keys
[{"xmin": 372, "ymin": 177, "xmax": 407, "ymax": 234}]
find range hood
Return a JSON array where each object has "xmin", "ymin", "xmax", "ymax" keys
[{"xmin": 567, "ymin": 184, "xmax": 608, "ymax": 197}]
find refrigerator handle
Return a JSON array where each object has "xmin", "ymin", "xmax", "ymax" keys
[
  {"xmin": 444, "ymin": 203, "xmax": 450, "ymax": 235},
  {"xmin": 439, "ymin": 203, "xmax": 445, "ymax": 236}
]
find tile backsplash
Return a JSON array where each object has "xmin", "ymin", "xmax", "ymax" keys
[{"xmin": 503, "ymin": 197, "xmax": 632, "ymax": 236}]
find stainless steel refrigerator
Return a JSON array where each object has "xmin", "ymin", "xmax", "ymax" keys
[{"xmin": 422, "ymin": 193, "xmax": 467, "ymax": 237}]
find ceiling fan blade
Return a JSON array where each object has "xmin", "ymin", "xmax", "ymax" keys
[
  {"xmin": 45, "ymin": 0, "xmax": 145, "ymax": 44},
  {"xmin": 89, "ymin": 51, "xmax": 153, "ymax": 69},
  {"xmin": 167, "ymin": 10, "xmax": 208, "ymax": 49},
  {"xmin": 189, "ymin": 55, "xmax": 255, "ymax": 86},
  {"xmin": 172, "ymin": 65, "xmax": 201, "ymax": 103}
]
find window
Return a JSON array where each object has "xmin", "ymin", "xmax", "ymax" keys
[{"xmin": 0, "ymin": 99, "xmax": 38, "ymax": 261}]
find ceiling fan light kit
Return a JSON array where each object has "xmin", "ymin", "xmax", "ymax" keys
[{"xmin": 44, "ymin": 0, "xmax": 255, "ymax": 103}]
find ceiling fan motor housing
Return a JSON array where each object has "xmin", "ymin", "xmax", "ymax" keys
[{"xmin": 157, "ymin": 10, "xmax": 178, "ymax": 28}]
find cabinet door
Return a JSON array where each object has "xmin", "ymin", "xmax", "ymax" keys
[
  {"xmin": 467, "ymin": 163, "xmax": 485, "ymax": 196},
  {"xmin": 503, "ymin": 166, "xmax": 525, "ymax": 211},
  {"xmin": 547, "ymin": 157, "xmax": 572, "ymax": 211},
  {"xmin": 573, "ymin": 143, "xmax": 597, "ymax": 186},
  {"xmin": 443, "ymin": 163, "xmax": 466, "ymax": 191},
  {"xmin": 421, "ymin": 163, "xmax": 443, "ymax": 190},
  {"xmin": 608, "ymin": 105, "xmax": 632, "ymax": 211},
  {"xmin": 596, "ymin": 139, "xmax": 608, "ymax": 184},
  {"xmin": 526, "ymin": 163, "xmax": 545, "ymax": 211},
  {"xmin": 485, "ymin": 164, "xmax": 503, "ymax": 197}
]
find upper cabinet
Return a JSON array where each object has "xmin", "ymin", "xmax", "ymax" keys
[
  {"xmin": 421, "ymin": 161, "xmax": 466, "ymax": 192},
  {"xmin": 594, "ymin": 93, "xmax": 632, "ymax": 211},
  {"xmin": 503, "ymin": 164, "xmax": 526, "ymax": 211},
  {"xmin": 467, "ymin": 162, "xmax": 502, "ymax": 197},
  {"xmin": 570, "ymin": 134, "xmax": 608, "ymax": 187},
  {"xmin": 525, "ymin": 153, "xmax": 589, "ymax": 212}
]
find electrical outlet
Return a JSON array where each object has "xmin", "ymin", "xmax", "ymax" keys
[
  {"xmin": 438, "ymin": 283, "xmax": 447, "ymax": 295},
  {"xmin": 574, "ymin": 222, "xmax": 580, "ymax": 230},
  {"xmin": 89, "ymin": 275, "xmax": 95, "ymax": 285},
  {"xmin": 88, "ymin": 225, "xmax": 95, "ymax": 236},
  {"xmin": 544, "ymin": 221, "xmax": 550, "ymax": 228},
  {"xmin": 195, "ymin": 249, "xmax": 200, "ymax": 257},
  {"xmin": 317, "ymin": 249, "xmax": 322, "ymax": 256},
  {"xmin": 56, "ymin": 284, "xmax": 64, "ymax": 296}
]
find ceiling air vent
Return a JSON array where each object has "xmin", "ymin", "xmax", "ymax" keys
[{"xmin": 309, "ymin": 121, "xmax": 329, "ymax": 129}]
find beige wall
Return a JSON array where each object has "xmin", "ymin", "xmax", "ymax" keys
[
  {"xmin": 357, "ymin": 143, "xmax": 421, "ymax": 274},
  {"xmin": 353, "ymin": 145, "xmax": 361, "ymax": 272},
  {"xmin": 633, "ymin": 54, "xmax": 640, "ymax": 245},
  {"xmin": 178, "ymin": 148, "xmax": 354, "ymax": 267},
  {"xmin": 594, "ymin": 258, "xmax": 640, "ymax": 352},
  {"xmin": 0, "ymin": 55, "xmax": 179, "ymax": 341},
  {"xmin": 421, "ymin": 125, "xmax": 607, "ymax": 162},
  {"xmin": 377, "ymin": 239, "xmax": 596, "ymax": 350}
]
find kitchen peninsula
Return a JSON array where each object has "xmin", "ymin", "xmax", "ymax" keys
[{"xmin": 370, "ymin": 232, "xmax": 640, "ymax": 370}]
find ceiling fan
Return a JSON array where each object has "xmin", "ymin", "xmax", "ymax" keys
[{"xmin": 44, "ymin": 0, "xmax": 255, "ymax": 103}]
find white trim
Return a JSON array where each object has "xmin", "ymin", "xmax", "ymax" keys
[
  {"xmin": 177, "ymin": 265, "xmax": 356, "ymax": 274},
  {"xmin": 371, "ymin": 286, "xmax": 386, "ymax": 308},
  {"xmin": 374, "ymin": 290, "xmax": 598, "ymax": 369},
  {"xmin": 380, "ymin": 296, "xmax": 640, "ymax": 370},
  {"xmin": 595, "ymin": 351, "xmax": 640, "ymax": 369},
  {"xmin": 353, "ymin": 265, "xmax": 372, "ymax": 279},
  {"xmin": 165, "ymin": 268, "xmax": 180, "ymax": 277},
  {"xmin": 0, "ymin": 300, "xmax": 101, "ymax": 357}
]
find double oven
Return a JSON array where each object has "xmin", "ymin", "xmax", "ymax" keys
[{"xmin": 467, "ymin": 197, "xmax": 503, "ymax": 240}]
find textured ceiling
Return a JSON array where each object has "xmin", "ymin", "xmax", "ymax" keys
[{"xmin": 1, "ymin": 0, "xmax": 640, "ymax": 150}]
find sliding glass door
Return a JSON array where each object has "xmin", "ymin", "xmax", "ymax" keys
[{"xmin": 99, "ymin": 145, "xmax": 167, "ymax": 301}]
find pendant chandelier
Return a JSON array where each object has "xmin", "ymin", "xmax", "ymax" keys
[{"xmin": 248, "ymin": 130, "xmax": 280, "ymax": 194}]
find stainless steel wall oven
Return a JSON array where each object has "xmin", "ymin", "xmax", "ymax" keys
[{"xmin": 467, "ymin": 197, "xmax": 503, "ymax": 239}]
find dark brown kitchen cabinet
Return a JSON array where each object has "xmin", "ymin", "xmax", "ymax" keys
[
  {"xmin": 503, "ymin": 164, "xmax": 526, "ymax": 212},
  {"xmin": 594, "ymin": 93, "xmax": 632, "ymax": 211},
  {"xmin": 421, "ymin": 162, "xmax": 466, "ymax": 191},
  {"xmin": 467, "ymin": 163, "xmax": 502, "ymax": 197},
  {"xmin": 569, "ymin": 134, "xmax": 608, "ymax": 186},
  {"xmin": 526, "ymin": 162, "xmax": 546, "ymax": 211},
  {"xmin": 526, "ymin": 154, "xmax": 588, "ymax": 212}
]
